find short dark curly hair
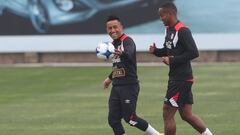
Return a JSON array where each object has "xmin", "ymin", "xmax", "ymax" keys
[
  {"xmin": 106, "ymin": 15, "xmax": 121, "ymax": 23},
  {"xmin": 160, "ymin": 2, "xmax": 177, "ymax": 13}
]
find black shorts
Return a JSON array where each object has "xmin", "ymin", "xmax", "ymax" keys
[
  {"xmin": 164, "ymin": 80, "xmax": 193, "ymax": 108},
  {"xmin": 108, "ymin": 83, "xmax": 139, "ymax": 120}
]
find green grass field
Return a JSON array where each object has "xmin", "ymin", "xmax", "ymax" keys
[{"xmin": 0, "ymin": 63, "xmax": 239, "ymax": 135}]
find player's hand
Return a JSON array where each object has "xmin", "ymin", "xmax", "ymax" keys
[
  {"xmin": 149, "ymin": 43, "xmax": 157, "ymax": 54},
  {"xmin": 113, "ymin": 48, "xmax": 123, "ymax": 57},
  {"xmin": 161, "ymin": 56, "xmax": 173, "ymax": 65},
  {"xmin": 103, "ymin": 77, "xmax": 112, "ymax": 89}
]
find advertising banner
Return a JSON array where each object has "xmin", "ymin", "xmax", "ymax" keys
[
  {"xmin": 0, "ymin": 0, "xmax": 240, "ymax": 52},
  {"xmin": 0, "ymin": 0, "xmax": 172, "ymax": 35}
]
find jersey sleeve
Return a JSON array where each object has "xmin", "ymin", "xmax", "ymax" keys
[
  {"xmin": 170, "ymin": 27, "xmax": 199, "ymax": 64},
  {"xmin": 108, "ymin": 71, "xmax": 113, "ymax": 80},
  {"xmin": 121, "ymin": 37, "xmax": 136, "ymax": 63},
  {"xmin": 154, "ymin": 47, "xmax": 167, "ymax": 57}
]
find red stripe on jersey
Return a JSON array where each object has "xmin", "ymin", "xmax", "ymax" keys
[
  {"xmin": 175, "ymin": 22, "xmax": 185, "ymax": 31},
  {"xmin": 112, "ymin": 34, "xmax": 128, "ymax": 44},
  {"xmin": 120, "ymin": 34, "xmax": 128, "ymax": 42}
]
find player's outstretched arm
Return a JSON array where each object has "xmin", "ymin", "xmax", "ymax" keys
[{"xmin": 149, "ymin": 43, "xmax": 167, "ymax": 57}]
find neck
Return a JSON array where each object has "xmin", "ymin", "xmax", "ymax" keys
[
  {"xmin": 169, "ymin": 18, "xmax": 178, "ymax": 27},
  {"xmin": 114, "ymin": 34, "xmax": 124, "ymax": 41}
]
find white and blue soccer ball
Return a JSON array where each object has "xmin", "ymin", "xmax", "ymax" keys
[{"xmin": 96, "ymin": 42, "xmax": 115, "ymax": 60}]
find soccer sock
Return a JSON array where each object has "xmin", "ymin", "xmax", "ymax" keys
[
  {"xmin": 132, "ymin": 116, "xmax": 148, "ymax": 131},
  {"xmin": 201, "ymin": 128, "xmax": 213, "ymax": 135},
  {"xmin": 145, "ymin": 124, "xmax": 160, "ymax": 135}
]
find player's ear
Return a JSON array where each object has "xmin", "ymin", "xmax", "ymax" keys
[
  {"xmin": 106, "ymin": 26, "xmax": 110, "ymax": 35},
  {"xmin": 119, "ymin": 23, "xmax": 123, "ymax": 31},
  {"xmin": 106, "ymin": 29, "xmax": 110, "ymax": 35}
]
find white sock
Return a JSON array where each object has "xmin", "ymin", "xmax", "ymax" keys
[
  {"xmin": 201, "ymin": 128, "xmax": 213, "ymax": 135},
  {"xmin": 145, "ymin": 124, "xmax": 160, "ymax": 135}
]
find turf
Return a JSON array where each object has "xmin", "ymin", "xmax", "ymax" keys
[{"xmin": 0, "ymin": 63, "xmax": 239, "ymax": 135}]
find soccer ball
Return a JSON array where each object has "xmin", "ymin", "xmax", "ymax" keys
[{"xmin": 96, "ymin": 42, "xmax": 115, "ymax": 60}]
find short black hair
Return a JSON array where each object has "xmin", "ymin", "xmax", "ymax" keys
[
  {"xmin": 106, "ymin": 15, "xmax": 121, "ymax": 23},
  {"xmin": 160, "ymin": 2, "xmax": 177, "ymax": 13}
]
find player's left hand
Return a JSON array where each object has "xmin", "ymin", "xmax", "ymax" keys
[
  {"xmin": 161, "ymin": 56, "xmax": 173, "ymax": 65},
  {"xmin": 103, "ymin": 77, "xmax": 112, "ymax": 89}
]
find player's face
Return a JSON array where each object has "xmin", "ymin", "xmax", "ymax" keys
[
  {"xmin": 106, "ymin": 20, "xmax": 123, "ymax": 40},
  {"xmin": 159, "ymin": 8, "xmax": 171, "ymax": 26}
]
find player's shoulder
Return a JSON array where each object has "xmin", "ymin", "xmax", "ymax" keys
[
  {"xmin": 122, "ymin": 34, "xmax": 133, "ymax": 41},
  {"xmin": 123, "ymin": 35, "xmax": 135, "ymax": 45},
  {"xmin": 178, "ymin": 26, "xmax": 192, "ymax": 36},
  {"xmin": 178, "ymin": 26, "xmax": 191, "ymax": 32}
]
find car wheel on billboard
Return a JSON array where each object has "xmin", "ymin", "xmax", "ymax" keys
[{"xmin": 29, "ymin": 0, "xmax": 49, "ymax": 33}]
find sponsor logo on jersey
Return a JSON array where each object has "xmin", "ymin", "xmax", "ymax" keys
[
  {"xmin": 112, "ymin": 57, "xmax": 121, "ymax": 63},
  {"xmin": 112, "ymin": 67, "xmax": 126, "ymax": 78},
  {"xmin": 166, "ymin": 41, "xmax": 172, "ymax": 49}
]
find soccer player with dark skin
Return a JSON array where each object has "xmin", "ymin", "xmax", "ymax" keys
[
  {"xmin": 149, "ymin": 2, "xmax": 213, "ymax": 135},
  {"xmin": 103, "ymin": 15, "xmax": 161, "ymax": 135}
]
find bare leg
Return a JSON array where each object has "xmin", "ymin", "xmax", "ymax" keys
[
  {"xmin": 163, "ymin": 104, "xmax": 178, "ymax": 135},
  {"xmin": 178, "ymin": 104, "xmax": 207, "ymax": 133}
]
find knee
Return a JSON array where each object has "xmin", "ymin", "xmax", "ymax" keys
[
  {"xmin": 162, "ymin": 109, "xmax": 168, "ymax": 121},
  {"xmin": 123, "ymin": 113, "xmax": 138, "ymax": 126},
  {"xmin": 180, "ymin": 114, "xmax": 192, "ymax": 122},
  {"xmin": 108, "ymin": 116, "xmax": 120, "ymax": 128},
  {"xmin": 163, "ymin": 105, "xmax": 175, "ymax": 121},
  {"xmin": 108, "ymin": 118, "xmax": 115, "ymax": 128}
]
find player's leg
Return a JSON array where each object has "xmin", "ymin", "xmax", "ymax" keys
[
  {"xmin": 163, "ymin": 104, "xmax": 177, "ymax": 135},
  {"xmin": 179, "ymin": 104, "xmax": 213, "ymax": 135},
  {"xmin": 108, "ymin": 86, "xmax": 125, "ymax": 135},
  {"xmin": 163, "ymin": 80, "xmax": 184, "ymax": 135},
  {"xmin": 120, "ymin": 84, "xmax": 160, "ymax": 135},
  {"xmin": 177, "ymin": 81, "xmax": 213, "ymax": 135}
]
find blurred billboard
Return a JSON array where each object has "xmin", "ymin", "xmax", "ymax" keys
[
  {"xmin": 0, "ymin": 0, "xmax": 172, "ymax": 35},
  {"xmin": 0, "ymin": 0, "xmax": 240, "ymax": 52}
]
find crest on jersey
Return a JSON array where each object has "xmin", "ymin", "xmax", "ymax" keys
[{"xmin": 166, "ymin": 41, "xmax": 172, "ymax": 49}]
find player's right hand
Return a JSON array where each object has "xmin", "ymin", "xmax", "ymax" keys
[
  {"xmin": 149, "ymin": 43, "xmax": 156, "ymax": 54},
  {"xmin": 103, "ymin": 77, "xmax": 112, "ymax": 89}
]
